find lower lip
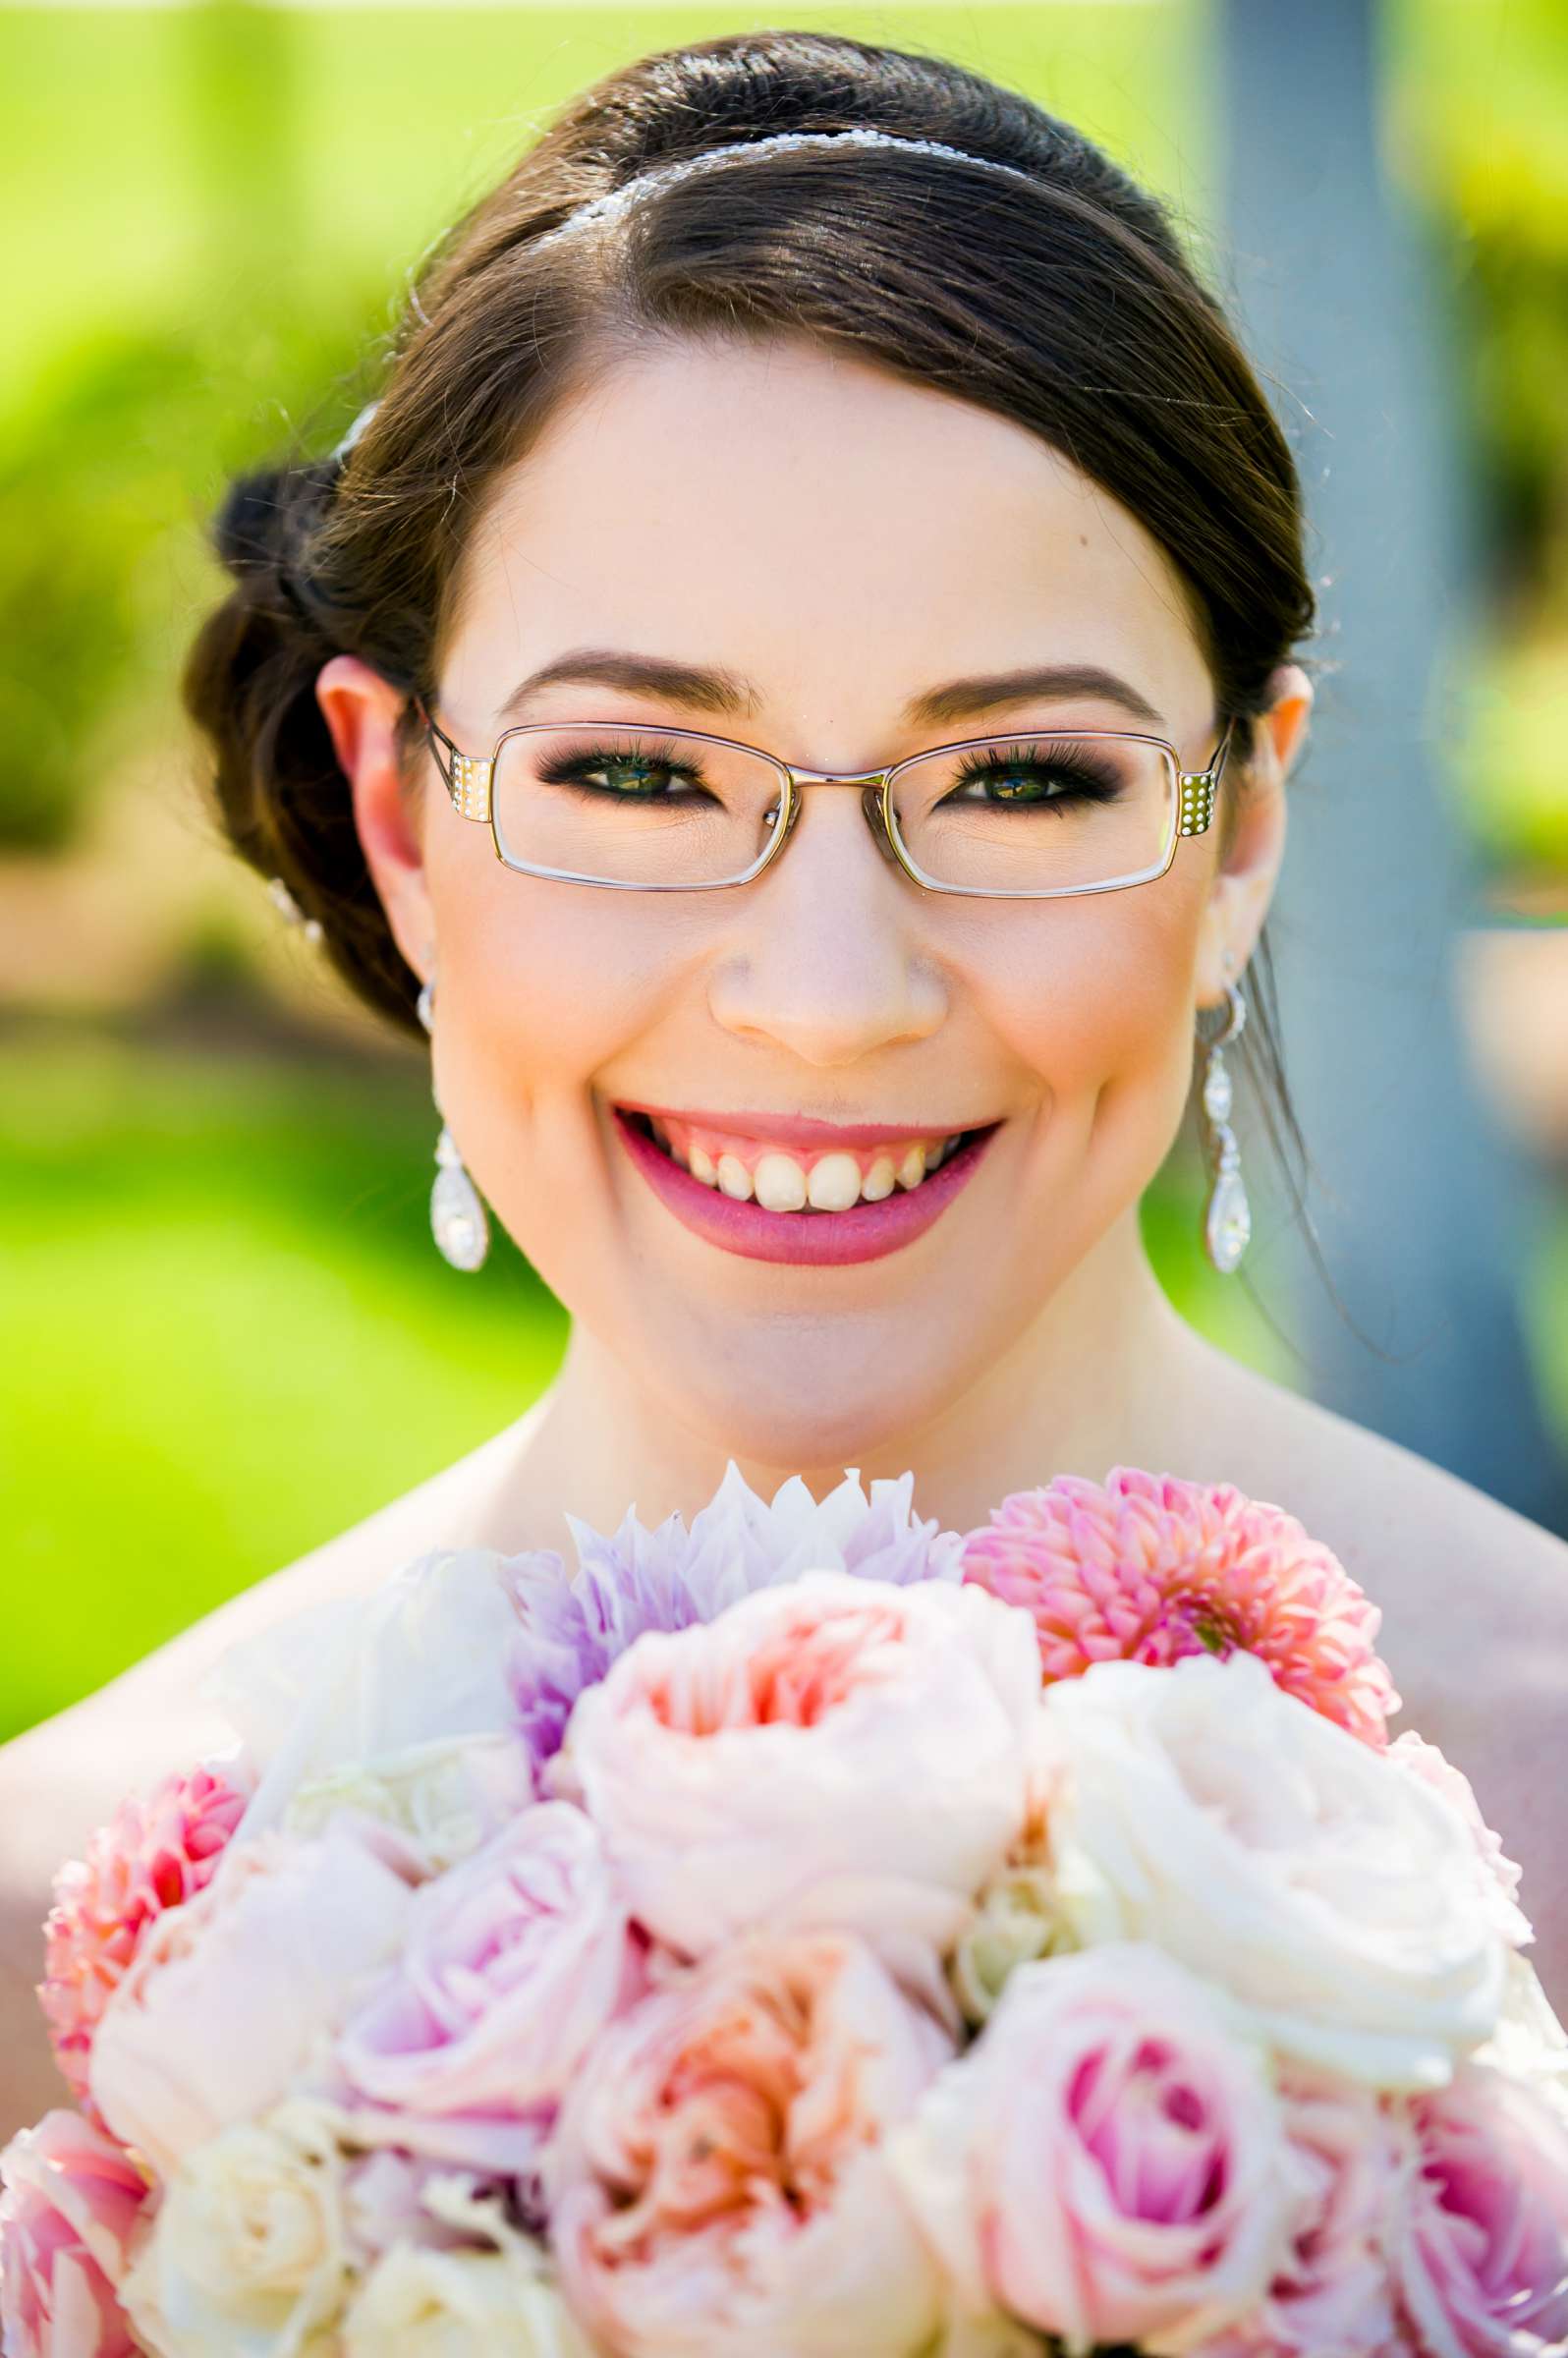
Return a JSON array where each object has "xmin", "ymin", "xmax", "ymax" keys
[{"xmin": 612, "ymin": 1109, "xmax": 999, "ymax": 1266}]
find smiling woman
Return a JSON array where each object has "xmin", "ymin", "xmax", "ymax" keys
[{"xmin": 5, "ymin": 21, "xmax": 1568, "ymax": 2171}]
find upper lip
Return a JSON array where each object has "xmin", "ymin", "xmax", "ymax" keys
[{"xmin": 615, "ymin": 1102, "xmax": 992, "ymax": 1151}]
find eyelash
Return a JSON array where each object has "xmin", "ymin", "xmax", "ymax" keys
[
  {"xmin": 536, "ymin": 739, "xmax": 708, "ymax": 800},
  {"xmin": 532, "ymin": 736, "xmax": 1129, "ymax": 805},
  {"xmin": 947, "ymin": 742, "xmax": 1127, "ymax": 803}
]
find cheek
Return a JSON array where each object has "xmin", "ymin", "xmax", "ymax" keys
[
  {"xmin": 972, "ymin": 883, "xmax": 1201, "ymax": 1118},
  {"xmin": 421, "ymin": 851, "xmax": 683, "ymax": 1178}
]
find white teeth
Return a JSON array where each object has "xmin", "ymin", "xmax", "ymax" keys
[
  {"xmin": 716, "ymin": 1153, "xmax": 754, "ymax": 1202},
  {"xmin": 648, "ymin": 1121, "xmax": 974, "ymax": 1211},
  {"xmin": 807, "ymin": 1152, "xmax": 862, "ymax": 1212},
  {"xmin": 754, "ymin": 1152, "xmax": 809, "ymax": 1213}
]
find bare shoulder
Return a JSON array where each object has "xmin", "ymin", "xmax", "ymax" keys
[{"xmin": 1187, "ymin": 1346, "xmax": 1568, "ymax": 2006}]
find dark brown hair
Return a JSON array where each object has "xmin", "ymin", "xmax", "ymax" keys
[{"xmin": 185, "ymin": 27, "xmax": 1315, "ymax": 1210}]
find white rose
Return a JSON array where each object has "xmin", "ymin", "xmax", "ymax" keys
[
  {"xmin": 120, "ymin": 2100, "xmax": 348, "ymax": 2358},
  {"xmin": 341, "ymin": 2242, "xmax": 591, "ymax": 2357},
  {"xmin": 283, "ymin": 1735, "xmax": 533, "ymax": 1876},
  {"xmin": 1475, "ymin": 1950, "xmax": 1568, "ymax": 2115},
  {"xmin": 1040, "ymin": 1650, "xmax": 1509, "ymax": 2090}
]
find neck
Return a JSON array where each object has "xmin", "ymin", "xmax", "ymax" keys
[{"xmin": 485, "ymin": 1208, "xmax": 1226, "ymax": 1547}]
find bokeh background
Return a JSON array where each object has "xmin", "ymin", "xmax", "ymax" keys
[{"xmin": 3, "ymin": 0, "xmax": 1566, "ymax": 1741}]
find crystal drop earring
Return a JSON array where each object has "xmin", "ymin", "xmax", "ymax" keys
[
  {"xmin": 1198, "ymin": 950, "xmax": 1251, "ymax": 1274},
  {"xmin": 416, "ymin": 977, "xmax": 490, "ymax": 1272}
]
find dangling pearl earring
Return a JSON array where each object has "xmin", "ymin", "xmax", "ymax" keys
[
  {"xmin": 416, "ymin": 976, "xmax": 490, "ymax": 1272},
  {"xmin": 1199, "ymin": 949, "xmax": 1251, "ymax": 1274}
]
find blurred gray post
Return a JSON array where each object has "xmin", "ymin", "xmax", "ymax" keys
[{"xmin": 1220, "ymin": 0, "xmax": 1568, "ymax": 1530}]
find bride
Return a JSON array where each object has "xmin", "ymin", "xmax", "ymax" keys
[{"xmin": 2, "ymin": 26, "xmax": 1565, "ymax": 2132}]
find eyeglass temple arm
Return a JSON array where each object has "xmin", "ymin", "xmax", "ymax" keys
[
  {"xmin": 1176, "ymin": 716, "xmax": 1234, "ymax": 840},
  {"xmin": 414, "ymin": 699, "xmax": 492, "ymax": 824}
]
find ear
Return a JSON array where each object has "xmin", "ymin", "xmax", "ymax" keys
[
  {"xmin": 1194, "ymin": 663, "xmax": 1313, "ymax": 1008},
  {"xmin": 314, "ymin": 653, "xmax": 435, "ymax": 985}
]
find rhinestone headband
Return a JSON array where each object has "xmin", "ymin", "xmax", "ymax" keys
[{"xmin": 331, "ymin": 129, "xmax": 1030, "ymax": 463}]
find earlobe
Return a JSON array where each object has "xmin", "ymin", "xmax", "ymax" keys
[{"xmin": 314, "ymin": 652, "xmax": 434, "ymax": 974}]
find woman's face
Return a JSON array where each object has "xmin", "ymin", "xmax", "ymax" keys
[{"xmin": 331, "ymin": 336, "xmax": 1299, "ymax": 1469}]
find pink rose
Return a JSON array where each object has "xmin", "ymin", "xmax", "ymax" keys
[
  {"xmin": 1189, "ymin": 2068, "xmax": 1410, "ymax": 2358},
  {"xmin": 1390, "ymin": 2060, "xmax": 1568, "ymax": 2355},
  {"xmin": 333, "ymin": 1802, "xmax": 644, "ymax": 2174},
  {"xmin": 0, "ymin": 2109, "xmax": 148, "ymax": 2358},
  {"xmin": 552, "ymin": 1571, "xmax": 1040, "ymax": 1969},
  {"xmin": 88, "ymin": 1821, "xmax": 415, "ymax": 2175},
  {"xmin": 888, "ymin": 1943, "xmax": 1316, "ymax": 2357},
  {"xmin": 548, "ymin": 1929, "xmax": 953, "ymax": 2356}
]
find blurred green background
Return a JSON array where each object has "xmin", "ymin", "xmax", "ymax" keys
[{"xmin": 3, "ymin": 0, "xmax": 1566, "ymax": 1741}]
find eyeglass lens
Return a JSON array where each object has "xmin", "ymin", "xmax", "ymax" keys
[{"xmin": 489, "ymin": 725, "xmax": 1177, "ymax": 891}]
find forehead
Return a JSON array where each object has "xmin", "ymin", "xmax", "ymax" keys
[{"xmin": 442, "ymin": 336, "xmax": 1211, "ymax": 737}]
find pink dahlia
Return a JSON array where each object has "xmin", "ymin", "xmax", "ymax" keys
[
  {"xmin": 962, "ymin": 1467, "xmax": 1400, "ymax": 1748},
  {"xmin": 37, "ymin": 1762, "xmax": 250, "ymax": 2105}
]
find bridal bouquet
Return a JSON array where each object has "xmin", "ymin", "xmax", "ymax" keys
[{"xmin": 5, "ymin": 1467, "xmax": 1567, "ymax": 2358}]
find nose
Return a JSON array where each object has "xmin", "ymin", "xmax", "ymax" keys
[{"xmin": 705, "ymin": 786, "xmax": 947, "ymax": 1067}]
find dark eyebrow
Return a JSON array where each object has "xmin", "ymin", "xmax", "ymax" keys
[
  {"xmin": 498, "ymin": 651, "xmax": 757, "ymax": 722},
  {"xmin": 497, "ymin": 650, "xmax": 1167, "ymax": 733},
  {"xmin": 907, "ymin": 662, "xmax": 1166, "ymax": 732}
]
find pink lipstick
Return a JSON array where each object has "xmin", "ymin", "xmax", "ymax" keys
[{"xmin": 613, "ymin": 1107, "xmax": 998, "ymax": 1266}]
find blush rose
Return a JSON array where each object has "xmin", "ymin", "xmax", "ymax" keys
[{"xmin": 332, "ymin": 1802, "xmax": 644, "ymax": 2173}]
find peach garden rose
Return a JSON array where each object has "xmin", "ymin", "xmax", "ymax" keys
[
  {"xmin": 546, "ymin": 1927, "xmax": 953, "ymax": 2356},
  {"xmin": 550, "ymin": 1569, "xmax": 1041, "ymax": 1968}
]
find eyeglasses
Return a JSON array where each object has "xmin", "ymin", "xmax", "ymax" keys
[{"xmin": 417, "ymin": 702, "xmax": 1232, "ymax": 899}]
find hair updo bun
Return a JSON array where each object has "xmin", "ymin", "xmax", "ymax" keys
[
  {"xmin": 185, "ymin": 23, "xmax": 1315, "ymax": 1176},
  {"xmin": 185, "ymin": 449, "xmax": 429, "ymax": 1029}
]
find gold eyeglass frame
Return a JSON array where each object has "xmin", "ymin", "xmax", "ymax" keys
[{"xmin": 416, "ymin": 700, "xmax": 1233, "ymax": 900}]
